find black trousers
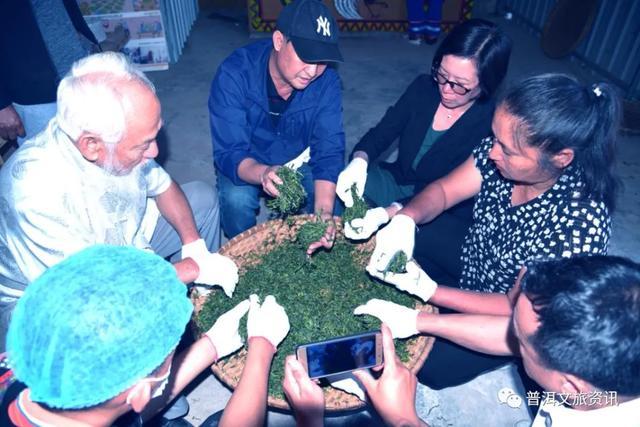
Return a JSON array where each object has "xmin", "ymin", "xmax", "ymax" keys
[
  {"xmin": 417, "ymin": 332, "xmax": 513, "ymax": 390},
  {"xmin": 410, "ymin": 212, "xmax": 514, "ymax": 389},
  {"xmin": 413, "ymin": 210, "xmax": 470, "ymax": 286}
]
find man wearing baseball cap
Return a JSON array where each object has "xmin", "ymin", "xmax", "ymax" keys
[{"xmin": 209, "ymin": 0, "xmax": 345, "ymax": 246}]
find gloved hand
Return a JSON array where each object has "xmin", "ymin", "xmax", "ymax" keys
[
  {"xmin": 284, "ymin": 147, "xmax": 311, "ymax": 170},
  {"xmin": 354, "ymin": 299, "xmax": 419, "ymax": 339},
  {"xmin": 247, "ymin": 294, "xmax": 290, "ymax": 349},
  {"xmin": 182, "ymin": 239, "xmax": 239, "ymax": 297},
  {"xmin": 344, "ymin": 207, "xmax": 389, "ymax": 240},
  {"xmin": 336, "ymin": 158, "xmax": 368, "ymax": 208},
  {"xmin": 368, "ymin": 214, "xmax": 415, "ymax": 273},
  {"xmin": 205, "ymin": 299, "xmax": 251, "ymax": 360},
  {"xmin": 366, "ymin": 260, "xmax": 437, "ymax": 302},
  {"xmin": 182, "ymin": 238, "xmax": 209, "ymax": 261},
  {"xmin": 329, "ymin": 373, "xmax": 366, "ymax": 401}
]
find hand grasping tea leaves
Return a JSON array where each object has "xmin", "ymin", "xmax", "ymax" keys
[
  {"xmin": 342, "ymin": 183, "xmax": 368, "ymax": 232},
  {"xmin": 266, "ymin": 166, "xmax": 306, "ymax": 216}
]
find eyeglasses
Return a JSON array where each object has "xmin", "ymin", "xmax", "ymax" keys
[{"xmin": 432, "ymin": 68, "xmax": 475, "ymax": 95}]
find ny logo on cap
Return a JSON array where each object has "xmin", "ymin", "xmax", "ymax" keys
[{"xmin": 316, "ymin": 15, "xmax": 331, "ymax": 37}]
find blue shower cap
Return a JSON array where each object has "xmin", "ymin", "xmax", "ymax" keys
[{"xmin": 6, "ymin": 245, "xmax": 193, "ymax": 409}]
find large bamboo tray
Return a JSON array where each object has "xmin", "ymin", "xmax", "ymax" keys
[{"xmin": 192, "ymin": 215, "xmax": 436, "ymax": 411}]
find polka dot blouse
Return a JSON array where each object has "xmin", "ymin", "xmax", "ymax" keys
[{"xmin": 459, "ymin": 137, "xmax": 611, "ymax": 294}]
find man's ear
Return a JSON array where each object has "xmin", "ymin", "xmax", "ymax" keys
[
  {"xmin": 550, "ymin": 148, "xmax": 574, "ymax": 170},
  {"xmin": 559, "ymin": 373, "xmax": 591, "ymax": 396},
  {"xmin": 76, "ymin": 133, "xmax": 104, "ymax": 162},
  {"xmin": 507, "ymin": 267, "xmax": 527, "ymax": 306},
  {"xmin": 272, "ymin": 30, "xmax": 285, "ymax": 52}
]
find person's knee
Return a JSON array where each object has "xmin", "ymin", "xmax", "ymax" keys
[
  {"xmin": 219, "ymin": 184, "xmax": 259, "ymax": 213},
  {"xmin": 183, "ymin": 181, "xmax": 218, "ymax": 216},
  {"xmin": 417, "ymin": 365, "xmax": 455, "ymax": 390}
]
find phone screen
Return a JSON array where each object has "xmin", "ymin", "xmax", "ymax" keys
[{"xmin": 298, "ymin": 332, "xmax": 381, "ymax": 379}]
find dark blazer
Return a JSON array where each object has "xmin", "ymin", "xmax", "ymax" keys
[{"xmin": 352, "ymin": 74, "xmax": 496, "ymax": 218}]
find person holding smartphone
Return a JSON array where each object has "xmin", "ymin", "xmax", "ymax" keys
[{"xmin": 283, "ymin": 324, "xmax": 428, "ymax": 427}]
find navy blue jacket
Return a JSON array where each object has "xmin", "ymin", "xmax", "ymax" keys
[{"xmin": 209, "ymin": 39, "xmax": 345, "ymax": 186}]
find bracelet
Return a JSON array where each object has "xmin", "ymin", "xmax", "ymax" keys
[
  {"xmin": 202, "ymin": 332, "xmax": 219, "ymax": 362},
  {"xmin": 390, "ymin": 202, "xmax": 403, "ymax": 211}
]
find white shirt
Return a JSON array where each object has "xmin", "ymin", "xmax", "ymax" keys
[
  {"xmin": 532, "ymin": 396, "xmax": 640, "ymax": 426},
  {"xmin": 0, "ymin": 120, "xmax": 171, "ymax": 297}
]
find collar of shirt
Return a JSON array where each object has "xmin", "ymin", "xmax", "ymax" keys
[
  {"xmin": 49, "ymin": 121, "xmax": 120, "ymax": 180},
  {"xmin": 266, "ymin": 66, "xmax": 296, "ymax": 118},
  {"xmin": 532, "ymin": 396, "xmax": 640, "ymax": 427}
]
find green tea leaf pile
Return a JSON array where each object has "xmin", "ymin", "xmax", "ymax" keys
[
  {"xmin": 266, "ymin": 167, "xmax": 306, "ymax": 216},
  {"xmin": 196, "ymin": 227, "xmax": 416, "ymax": 400}
]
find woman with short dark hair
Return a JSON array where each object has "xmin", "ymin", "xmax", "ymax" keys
[{"xmin": 337, "ymin": 19, "xmax": 512, "ymax": 284}]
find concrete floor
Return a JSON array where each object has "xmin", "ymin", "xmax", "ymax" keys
[{"xmin": 147, "ymin": 8, "xmax": 640, "ymax": 427}]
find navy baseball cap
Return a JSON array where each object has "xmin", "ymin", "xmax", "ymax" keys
[{"xmin": 277, "ymin": 0, "xmax": 343, "ymax": 63}]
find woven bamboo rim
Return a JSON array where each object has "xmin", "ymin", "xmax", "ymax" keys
[{"xmin": 192, "ymin": 214, "xmax": 437, "ymax": 411}]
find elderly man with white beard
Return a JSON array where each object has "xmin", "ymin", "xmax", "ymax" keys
[{"xmin": 0, "ymin": 52, "xmax": 238, "ymax": 350}]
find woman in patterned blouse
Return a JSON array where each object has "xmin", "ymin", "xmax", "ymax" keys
[{"xmin": 361, "ymin": 73, "xmax": 621, "ymax": 389}]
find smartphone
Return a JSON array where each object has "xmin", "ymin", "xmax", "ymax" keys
[{"xmin": 296, "ymin": 331, "xmax": 383, "ymax": 379}]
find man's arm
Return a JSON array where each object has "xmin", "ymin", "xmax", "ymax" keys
[
  {"xmin": 304, "ymin": 179, "xmax": 338, "ymax": 255},
  {"xmin": 237, "ymin": 158, "xmax": 284, "ymax": 197},
  {"xmin": 426, "ymin": 267, "xmax": 526, "ymax": 316},
  {"xmin": 219, "ymin": 337, "xmax": 275, "ymax": 427},
  {"xmin": 313, "ymin": 179, "xmax": 336, "ymax": 216},
  {"xmin": 417, "ymin": 312, "xmax": 515, "ymax": 356},
  {"xmin": 154, "ymin": 180, "xmax": 202, "ymax": 283},
  {"xmin": 154, "ymin": 180, "xmax": 200, "ymax": 244},
  {"xmin": 429, "ymin": 286, "xmax": 513, "ymax": 316},
  {"xmin": 209, "ymin": 63, "xmax": 256, "ymax": 186},
  {"xmin": 308, "ymin": 71, "xmax": 344, "ymax": 206}
]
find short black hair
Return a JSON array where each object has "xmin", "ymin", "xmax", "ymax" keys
[
  {"xmin": 522, "ymin": 256, "xmax": 640, "ymax": 396},
  {"xmin": 432, "ymin": 18, "xmax": 512, "ymax": 99}
]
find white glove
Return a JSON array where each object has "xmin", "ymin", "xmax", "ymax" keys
[
  {"xmin": 368, "ymin": 214, "xmax": 415, "ymax": 273},
  {"xmin": 329, "ymin": 373, "xmax": 366, "ymax": 401},
  {"xmin": 182, "ymin": 239, "xmax": 239, "ymax": 297},
  {"xmin": 366, "ymin": 260, "xmax": 437, "ymax": 302},
  {"xmin": 354, "ymin": 299, "xmax": 419, "ymax": 339},
  {"xmin": 344, "ymin": 207, "xmax": 389, "ymax": 240},
  {"xmin": 181, "ymin": 238, "xmax": 209, "ymax": 261},
  {"xmin": 247, "ymin": 294, "xmax": 290, "ymax": 349},
  {"xmin": 205, "ymin": 299, "xmax": 251, "ymax": 359},
  {"xmin": 284, "ymin": 147, "xmax": 311, "ymax": 170},
  {"xmin": 336, "ymin": 158, "xmax": 368, "ymax": 208}
]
